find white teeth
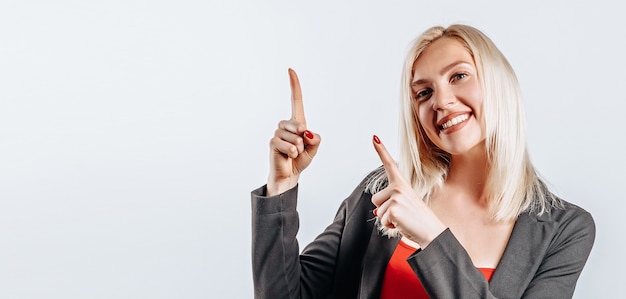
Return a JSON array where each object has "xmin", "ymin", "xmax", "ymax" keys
[{"xmin": 441, "ymin": 114, "xmax": 469, "ymax": 129}]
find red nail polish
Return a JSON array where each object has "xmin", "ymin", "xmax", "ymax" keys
[
  {"xmin": 373, "ymin": 208, "xmax": 378, "ymax": 216},
  {"xmin": 304, "ymin": 130, "xmax": 314, "ymax": 139},
  {"xmin": 373, "ymin": 135, "xmax": 380, "ymax": 144}
]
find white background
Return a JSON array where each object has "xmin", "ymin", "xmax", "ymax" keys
[{"xmin": 0, "ymin": 1, "xmax": 623, "ymax": 298}]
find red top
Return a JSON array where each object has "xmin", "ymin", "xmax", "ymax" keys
[{"xmin": 380, "ymin": 239, "xmax": 495, "ymax": 299}]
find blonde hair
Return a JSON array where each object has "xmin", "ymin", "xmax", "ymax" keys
[{"xmin": 367, "ymin": 24, "xmax": 562, "ymax": 232}]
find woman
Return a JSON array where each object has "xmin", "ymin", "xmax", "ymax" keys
[{"xmin": 251, "ymin": 24, "xmax": 595, "ymax": 298}]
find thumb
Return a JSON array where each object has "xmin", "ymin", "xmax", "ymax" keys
[{"xmin": 302, "ymin": 130, "xmax": 321, "ymax": 159}]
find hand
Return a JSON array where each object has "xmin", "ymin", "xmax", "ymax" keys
[
  {"xmin": 371, "ymin": 135, "xmax": 446, "ymax": 248},
  {"xmin": 266, "ymin": 69, "xmax": 321, "ymax": 196}
]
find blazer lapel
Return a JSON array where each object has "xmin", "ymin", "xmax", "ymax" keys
[
  {"xmin": 489, "ymin": 212, "xmax": 556, "ymax": 297},
  {"xmin": 359, "ymin": 228, "xmax": 399, "ymax": 299}
]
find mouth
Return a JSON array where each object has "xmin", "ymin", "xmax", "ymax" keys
[{"xmin": 437, "ymin": 112, "xmax": 471, "ymax": 131}]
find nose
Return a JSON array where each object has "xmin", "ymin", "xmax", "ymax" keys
[{"xmin": 432, "ymin": 86, "xmax": 456, "ymax": 111}]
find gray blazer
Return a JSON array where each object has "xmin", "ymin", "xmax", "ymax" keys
[{"xmin": 251, "ymin": 174, "xmax": 595, "ymax": 298}]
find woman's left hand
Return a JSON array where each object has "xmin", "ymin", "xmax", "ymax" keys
[{"xmin": 371, "ymin": 135, "xmax": 447, "ymax": 248}]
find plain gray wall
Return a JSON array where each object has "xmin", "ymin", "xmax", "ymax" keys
[{"xmin": 0, "ymin": 1, "xmax": 623, "ymax": 298}]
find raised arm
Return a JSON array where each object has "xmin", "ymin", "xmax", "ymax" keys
[{"xmin": 252, "ymin": 69, "xmax": 327, "ymax": 298}]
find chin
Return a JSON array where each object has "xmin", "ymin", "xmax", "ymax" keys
[{"xmin": 441, "ymin": 139, "xmax": 486, "ymax": 156}]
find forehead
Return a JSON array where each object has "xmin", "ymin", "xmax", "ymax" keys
[{"xmin": 412, "ymin": 37, "xmax": 474, "ymax": 78}]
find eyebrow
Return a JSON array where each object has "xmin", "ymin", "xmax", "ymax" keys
[{"xmin": 411, "ymin": 60, "xmax": 473, "ymax": 87}]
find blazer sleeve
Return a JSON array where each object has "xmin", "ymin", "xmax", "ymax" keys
[
  {"xmin": 407, "ymin": 207, "xmax": 596, "ymax": 299},
  {"xmin": 251, "ymin": 184, "xmax": 355, "ymax": 299},
  {"xmin": 408, "ymin": 229, "xmax": 499, "ymax": 299}
]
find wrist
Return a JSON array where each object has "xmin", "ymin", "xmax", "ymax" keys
[
  {"xmin": 266, "ymin": 177, "xmax": 298, "ymax": 197},
  {"xmin": 418, "ymin": 222, "xmax": 447, "ymax": 249}
]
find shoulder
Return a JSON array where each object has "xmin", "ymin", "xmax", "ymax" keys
[
  {"xmin": 362, "ymin": 165, "xmax": 389, "ymax": 194},
  {"xmin": 525, "ymin": 183, "xmax": 594, "ymax": 232},
  {"xmin": 336, "ymin": 167, "xmax": 386, "ymax": 218},
  {"xmin": 526, "ymin": 196, "xmax": 596, "ymax": 251},
  {"xmin": 536, "ymin": 197, "xmax": 595, "ymax": 229}
]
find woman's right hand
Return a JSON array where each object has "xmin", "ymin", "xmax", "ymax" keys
[{"xmin": 266, "ymin": 69, "xmax": 321, "ymax": 196}]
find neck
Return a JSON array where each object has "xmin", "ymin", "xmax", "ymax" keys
[{"xmin": 445, "ymin": 144, "xmax": 490, "ymax": 201}]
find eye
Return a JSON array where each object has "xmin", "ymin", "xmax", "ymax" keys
[
  {"xmin": 415, "ymin": 88, "xmax": 432, "ymax": 101},
  {"xmin": 451, "ymin": 73, "xmax": 468, "ymax": 82}
]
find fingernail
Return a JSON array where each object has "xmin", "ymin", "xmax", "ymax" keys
[
  {"xmin": 373, "ymin": 135, "xmax": 381, "ymax": 144},
  {"xmin": 304, "ymin": 130, "xmax": 314, "ymax": 139},
  {"xmin": 373, "ymin": 208, "xmax": 378, "ymax": 216}
]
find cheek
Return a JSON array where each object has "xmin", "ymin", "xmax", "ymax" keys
[
  {"xmin": 471, "ymin": 88, "xmax": 485, "ymax": 128},
  {"xmin": 414, "ymin": 103, "xmax": 428, "ymax": 128},
  {"xmin": 465, "ymin": 80, "xmax": 484, "ymax": 111},
  {"xmin": 465, "ymin": 82, "xmax": 486, "ymax": 135},
  {"xmin": 415, "ymin": 103, "xmax": 438, "ymax": 137}
]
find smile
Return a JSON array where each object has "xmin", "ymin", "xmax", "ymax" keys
[{"xmin": 438, "ymin": 113, "xmax": 469, "ymax": 130}]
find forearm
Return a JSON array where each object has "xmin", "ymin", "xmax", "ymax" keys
[{"xmin": 408, "ymin": 229, "xmax": 498, "ymax": 299}]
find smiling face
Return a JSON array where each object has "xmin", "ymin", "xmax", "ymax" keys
[{"xmin": 412, "ymin": 37, "xmax": 485, "ymax": 156}]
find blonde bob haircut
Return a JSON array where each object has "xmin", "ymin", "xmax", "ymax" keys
[{"xmin": 367, "ymin": 24, "xmax": 562, "ymax": 226}]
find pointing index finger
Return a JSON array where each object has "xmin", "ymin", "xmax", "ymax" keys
[
  {"xmin": 289, "ymin": 68, "xmax": 306, "ymax": 125},
  {"xmin": 373, "ymin": 135, "xmax": 401, "ymax": 183}
]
